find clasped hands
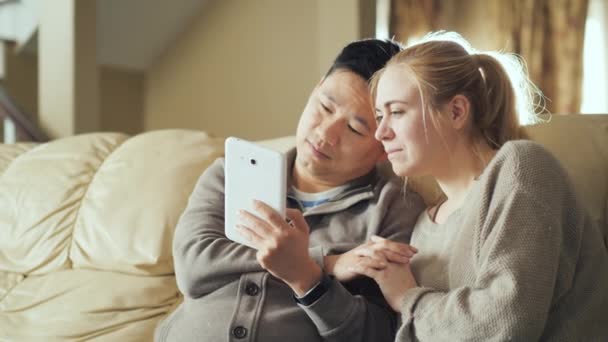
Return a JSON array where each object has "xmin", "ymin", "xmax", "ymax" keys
[{"xmin": 237, "ymin": 200, "xmax": 418, "ymax": 311}]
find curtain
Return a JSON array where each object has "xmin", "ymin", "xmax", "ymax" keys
[{"xmin": 391, "ymin": 0, "xmax": 590, "ymax": 114}]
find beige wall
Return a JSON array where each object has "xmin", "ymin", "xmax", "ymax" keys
[
  {"xmin": 1, "ymin": 43, "xmax": 38, "ymax": 122},
  {"xmin": 145, "ymin": 0, "xmax": 369, "ymax": 140},
  {"xmin": 100, "ymin": 66, "xmax": 144, "ymax": 135}
]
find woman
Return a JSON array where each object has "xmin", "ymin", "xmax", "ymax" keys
[{"xmin": 347, "ymin": 32, "xmax": 608, "ymax": 341}]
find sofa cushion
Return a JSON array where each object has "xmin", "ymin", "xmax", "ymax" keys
[
  {"xmin": 0, "ymin": 271, "xmax": 23, "ymax": 302},
  {"xmin": 0, "ymin": 269, "xmax": 179, "ymax": 341},
  {"xmin": 69, "ymin": 130, "xmax": 224, "ymax": 276},
  {"xmin": 0, "ymin": 133, "xmax": 129, "ymax": 275},
  {"xmin": 0, "ymin": 143, "xmax": 37, "ymax": 176},
  {"xmin": 0, "ymin": 130, "xmax": 224, "ymax": 277}
]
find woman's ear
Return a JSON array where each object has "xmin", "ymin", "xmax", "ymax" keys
[{"xmin": 449, "ymin": 95, "xmax": 471, "ymax": 130}]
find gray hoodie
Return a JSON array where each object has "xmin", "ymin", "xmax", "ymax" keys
[{"xmin": 155, "ymin": 149, "xmax": 425, "ymax": 342}]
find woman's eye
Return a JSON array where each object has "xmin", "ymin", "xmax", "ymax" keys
[
  {"xmin": 391, "ymin": 110, "xmax": 405, "ymax": 115},
  {"xmin": 375, "ymin": 115, "xmax": 383, "ymax": 123},
  {"xmin": 320, "ymin": 103, "xmax": 331, "ymax": 113}
]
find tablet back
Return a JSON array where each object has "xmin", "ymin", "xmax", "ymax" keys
[{"xmin": 224, "ymin": 137, "xmax": 287, "ymax": 249}]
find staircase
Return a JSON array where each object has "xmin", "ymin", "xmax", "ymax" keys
[
  {"xmin": 0, "ymin": 0, "xmax": 41, "ymax": 143},
  {"xmin": 0, "ymin": 0, "xmax": 210, "ymax": 143}
]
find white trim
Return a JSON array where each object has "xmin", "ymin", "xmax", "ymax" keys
[
  {"xmin": 375, "ymin": 0, "xmax": 390, "ymax": 39},
  {"xmin": 4, "ymin": 117, "xmax": 16, "ymax": 143},
  {"xmin": 581, "ymin": 0, "xmax": 608, "ymax": 114}
]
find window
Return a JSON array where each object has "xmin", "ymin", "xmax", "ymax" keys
[{"xmin": 581, "ymin": 0, "xmax": 608, "ymax": 114}]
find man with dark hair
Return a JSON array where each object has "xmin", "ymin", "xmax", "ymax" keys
[{"xmin": 155, "ymin": 39, "xmax": 425, "ymax": 342}]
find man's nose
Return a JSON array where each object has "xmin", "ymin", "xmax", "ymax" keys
[{"xmin": 318, "ymin": 118, "xmax": 342, "ymax": 146}]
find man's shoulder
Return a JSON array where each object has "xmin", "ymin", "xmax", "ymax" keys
[{"xmin": 372, "ymin": 163, "xmax": 425, "ymax": 212}]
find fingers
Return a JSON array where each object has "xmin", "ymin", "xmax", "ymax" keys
[
  {"xmin": 353, "ymin": 245, "xmax": 390, "ymax": 264},
  {"xmin": 370, "ymin": 235, "xmax": 418, "ymax": 255},
  {"xmin": 238, "ymin": 209, "xmax": 276, "ymax": 236},
  {"xmin": 381, "ymin": 249, "xmax": 412, "ymax": 264},
  {"xmin": 236, "ymin": 223, "xmax": 264, "ymax": 247},
  {"xmin": 348, "ymin": 263, "xmax": 382, "ymax": 279},
  {"xmin": 252, "ymin": 200, "xmax": 288, "ymax": 230},
  {"xmin": 285, "ymin": 208, "xmax": 309, "ymax": 234}
]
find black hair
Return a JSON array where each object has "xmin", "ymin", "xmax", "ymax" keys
[{"xmin": 325, "ymin": 38, "xmax": 403, "ymax": 82}]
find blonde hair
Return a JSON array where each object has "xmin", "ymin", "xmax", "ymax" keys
[{"xmin": 370, "ymin": 31, "xmax": 544, "ymax": 149}]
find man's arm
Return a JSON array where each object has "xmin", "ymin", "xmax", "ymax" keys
[
  {"xmin": 239, "ymin": 178, "xmax": 426, "ymax": 341},
  {"xmin": 298, "ymin": 182, "xmax": 426, "ymax": 342},
  {"xmin": 172, "ymin": 159, "xmax": 261, "ymax": 298},
  {"xmin": 172, "ymin": 159, "xmax": 327, "ymax": 298}
]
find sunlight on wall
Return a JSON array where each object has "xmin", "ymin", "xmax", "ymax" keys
[{"xmin": 581, "ymin": 0, "xmax": 608, "ymax": 114}]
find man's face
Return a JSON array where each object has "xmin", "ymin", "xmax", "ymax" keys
[{"xmin": 294, "ymin": 70, "xmax": 384, "ymax": 187}]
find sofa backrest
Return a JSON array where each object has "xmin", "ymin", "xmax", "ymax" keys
[
  {"xmin": 0, "ymin": 131, "xmax": 224, "ymax": 276},
  {"xmin": 524, "ymin": 115, "xmax": 608, "ymax": 247}
]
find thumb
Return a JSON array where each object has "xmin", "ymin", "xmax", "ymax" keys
[{"xmin": 285, "ymin": 208, "xmax": 309, "ymax": 234}]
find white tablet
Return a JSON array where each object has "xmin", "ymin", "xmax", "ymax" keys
[{"xmin": 224, "ymin": 137, "xmax": 287, "ymax": 249}]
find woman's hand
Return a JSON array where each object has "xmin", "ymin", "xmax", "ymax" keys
[
  {"xmin": 325, "ymin": 236, "xmax": 418, "ymax": 282},
  {"xmin": 349, "ymin": 236, "xmax": 419, "ymax": 312}
]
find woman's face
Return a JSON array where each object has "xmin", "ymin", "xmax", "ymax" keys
[{"xmin": 374, "ymin": 65, "xmax": 446, "ymax": 177}]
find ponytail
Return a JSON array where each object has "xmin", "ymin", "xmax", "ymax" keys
[{"xmin": 474, "ymin": 53, "xmax": 522, "ymax": 148}]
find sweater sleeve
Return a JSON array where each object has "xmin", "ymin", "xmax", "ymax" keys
[
  {"xmin": 172, "ymin": 158, "xmax": 325, "ymax": 298},
  {"xmin": 398, "ymin": 144, "xmax": 579, "ymax": 341},
  {"xmin": 299, "ymin": 181, "xmax": 426, "ymax": 342}
]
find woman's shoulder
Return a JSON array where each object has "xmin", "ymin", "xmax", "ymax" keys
[
  {"xmin": 484, "ymin": 140, "xmax": 568, "ymax": 189},
  {"xmin": 485, "ymin": 139, "xmax": 571, "ymax": 196},
  {"xmin": 499, "ymin": 140, "xmax": 565, "ymax": 172}
]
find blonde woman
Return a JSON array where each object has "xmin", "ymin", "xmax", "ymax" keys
[{"xmin": 348, "ymin": 33, "xmax": 608, "ymax": 341}]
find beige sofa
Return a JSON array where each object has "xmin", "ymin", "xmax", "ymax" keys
[{"xmin": 0, "ymin": 115, "xmax": 606, "ymax": 341}]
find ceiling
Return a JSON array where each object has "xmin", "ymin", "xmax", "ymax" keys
[
  {"xmin": 0, "ymin": 0, "xmax": 210, "ymax": 71},
  {"xmin": 97, "ymin": 0, "xmax": 209, "ymax": 71}
]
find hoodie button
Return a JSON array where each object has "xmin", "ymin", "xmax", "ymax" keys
[
  {"xmin": 232, "ymin": 326, "xmax": 247, "ymax": 339},
  {"xmin": 245, "ymin": 282, "xmax": 260, "ymax": 296}
]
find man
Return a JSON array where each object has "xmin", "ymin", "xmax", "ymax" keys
[{"xmin": 155, "ymin": 39, "xmax": 425, "ymax": 342}]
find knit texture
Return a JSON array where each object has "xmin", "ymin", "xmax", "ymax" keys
[{"xmin": 398, "ymin": 140, "xmax": 608, "ymax": 341}]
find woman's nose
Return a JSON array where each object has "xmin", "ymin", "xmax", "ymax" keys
[{"xmin": 374, "ymin": 117, "xmax": 393, "ymax": 141}]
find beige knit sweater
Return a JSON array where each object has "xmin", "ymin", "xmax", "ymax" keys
[{"xmin": 398, "ymin": 140, "xmax": 608, "ymax": 341}]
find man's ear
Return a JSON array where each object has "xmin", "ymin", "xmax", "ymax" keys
[{"xmin": 448, "ymin": 95, "xmax": 470, "ymax": 130}]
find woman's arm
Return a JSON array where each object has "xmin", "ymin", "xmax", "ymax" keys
[{"xmin": 355, "ymin": 189, "xmax": 570, "ymax": 341}]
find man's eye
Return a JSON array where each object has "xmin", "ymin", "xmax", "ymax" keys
[{"xmin": 348, "ymin": 125, "xmax": 363, "ymax": 136}]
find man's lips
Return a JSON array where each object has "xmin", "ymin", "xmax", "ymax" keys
[{"xmin": 306, "ymin": 140, "xmax": 331, "ymax": 159}]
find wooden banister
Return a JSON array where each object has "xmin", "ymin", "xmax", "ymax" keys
[{"xmin": 0, "ymin": 84, "xmax": 48, "ymax": 142}]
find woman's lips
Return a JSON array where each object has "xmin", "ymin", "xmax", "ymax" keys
[{"xmin": 385, "ymin": 148, "xmax": 403, "ymax": 158}]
